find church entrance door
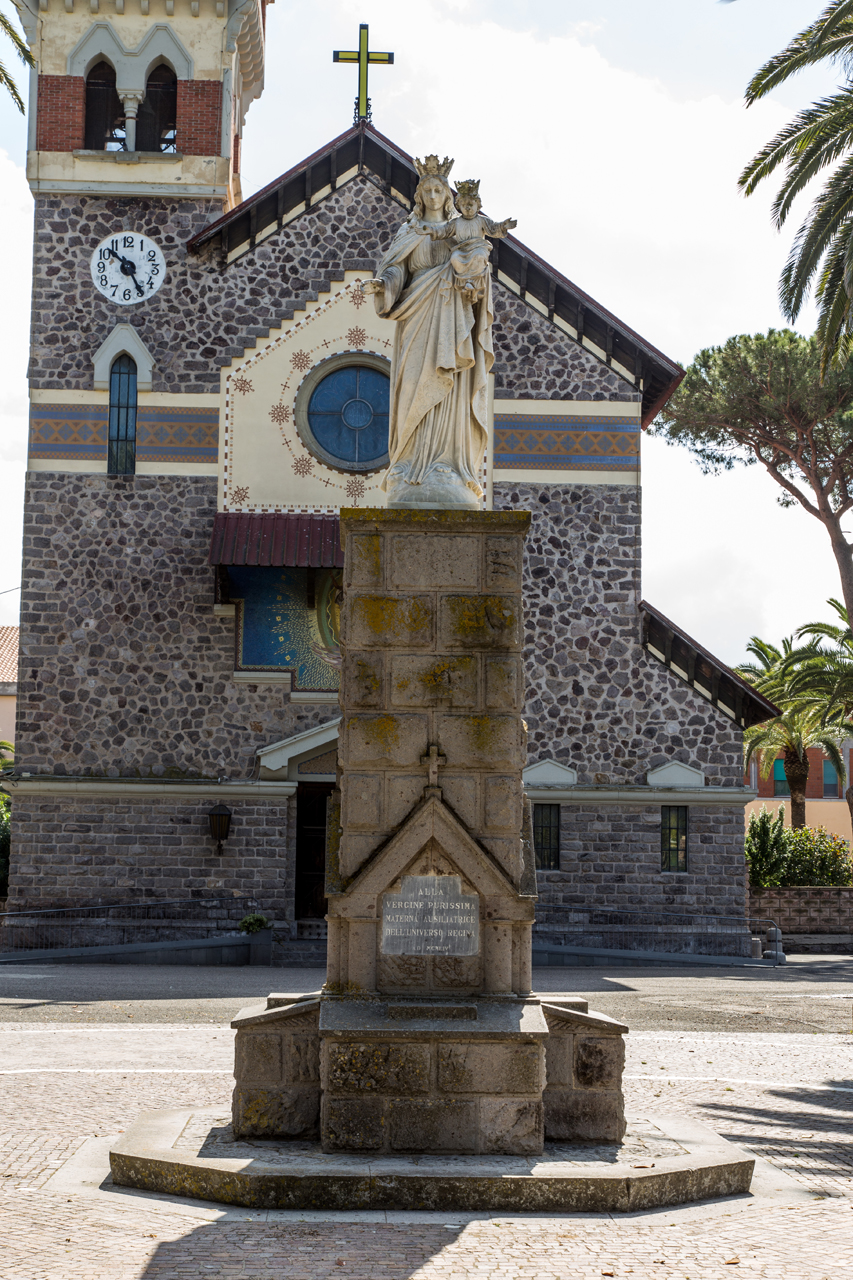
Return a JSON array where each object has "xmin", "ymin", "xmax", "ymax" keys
[{"xmin": 294, "ymin": 782, "xmax": 333, "ymax": 926}]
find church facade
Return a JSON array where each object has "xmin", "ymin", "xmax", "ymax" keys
[{"xmin": 4, "ymin": 0, "xmax": 775, "ymax": 959}]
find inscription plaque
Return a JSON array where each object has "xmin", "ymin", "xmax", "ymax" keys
[{"xmin": 381, "ymin": 875, "xmax": 479, "ymax": 956}]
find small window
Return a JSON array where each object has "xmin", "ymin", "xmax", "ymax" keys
[
  {"xmin": 823, "ymin": 760, "xmax": 840, "ymax": 798},
  {"xmin": 295, "ymin": 353, "xmax": 390, "ymax": 473},
  {"xmin": 108, "ymin": 354, "xmax": 137, "ymax": 475},
  {"xmin": 136, "ymin": 65, "xmax": 177, "ymax": 153},
  {"xmin": 84, "ymin": 61, "xmax": 126, "ymax": 152},
  {"xmin": 661, "ymin": 806, "xmax": 688, "ymax": 873},
  {"xmin": 773, "ymin": 759, "xmax": 790, "ymax": 797},
  {"xmin": 533, "ymin": 803, "xmax": 560, "ymax": 871}
]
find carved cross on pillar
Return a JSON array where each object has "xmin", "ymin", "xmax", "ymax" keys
[{"xmin": 420, "ymin": 744, "xmax": 446, "ymax": 788}]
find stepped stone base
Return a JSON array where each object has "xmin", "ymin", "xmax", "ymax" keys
[{"xmin": 109, "ymin": 1108, "xmax": 754, "ymax": 1212}]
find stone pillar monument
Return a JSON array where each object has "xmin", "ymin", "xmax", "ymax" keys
[
  {"xmin": 320, "ymin": 506, "xmax": 546, "ymax": 1156},
  {"xmin": 228, "ymin": 155, "xmax": 628, "ymax": 1161}
]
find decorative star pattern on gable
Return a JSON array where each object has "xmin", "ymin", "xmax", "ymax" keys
[{"xmin": 223, "ymin": 273, "xmax": 396, "ymax": 514}]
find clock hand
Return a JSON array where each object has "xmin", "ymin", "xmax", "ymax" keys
[{"xmin": 104, "ymin": 248, "xmax": 145, "ymax": 297}]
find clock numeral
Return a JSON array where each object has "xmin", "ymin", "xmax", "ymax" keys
[
  {"xmin": 149, "ymin": 265, "xmax": 160, "ymax": 277},
  {"xmin": 110, "ymin": 240, "xmax": 119, "ymax": 254},
  {"xmin": 147, "ymin": 250, "xmax": 157, "ymax": 262},
  {"xmin": 111, "ymin": 285, "xmax": 118, "ymax": 296},
  {"xmin": 147, "ymin": 277, "xmax": 155, "ymax": 290},
  {"xmin": 122, "ymin": 235, "xmax": 135, "ymax": 249},
  {"xmin": 122, "ymin": 288, "xmax": 132, "ymax": 301},
  {"xmin": 97, "ymin": 261, "xmax": 106, "ymax": 272},
  {"xmin": 99, "ymin": 275, "xmax": 108, "ymax": 287}
]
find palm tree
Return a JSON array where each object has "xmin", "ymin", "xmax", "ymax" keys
[
  {"xmin": 738, "ymin": 630, "xmax": 852, "ymax": 828},
  {"xmin": 744, "ymin": 707, "xmax": 851, "ymax": 829},
  {"xmin": 1, "ymin": 2, "xmax": 33, "ymax": 114},
  {"xmin": 738, "ymin": 0, "xmax": 853, "ymax": 373}
]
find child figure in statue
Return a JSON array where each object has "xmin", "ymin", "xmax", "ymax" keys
[{"xmin": 417, "ymin": 179, "xmax": 517, "ymax": 304}]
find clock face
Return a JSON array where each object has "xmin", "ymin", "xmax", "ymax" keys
[{"xmin": 90, "ymin": 232, "xmax": 166, "ymax": 305}]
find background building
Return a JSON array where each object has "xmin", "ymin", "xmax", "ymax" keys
[{"xmin": 3, "ymin": 0, "xmax": 775, "ymax": 960}]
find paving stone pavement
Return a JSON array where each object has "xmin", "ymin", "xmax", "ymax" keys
[{"xmin": 1, "ymin": 997, "xmax": 853, "ymax": 1278}]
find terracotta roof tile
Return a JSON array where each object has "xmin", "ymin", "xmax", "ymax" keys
[{"xmin": 0, "ymin": 626, "xmax": 18, "ymax": 684}]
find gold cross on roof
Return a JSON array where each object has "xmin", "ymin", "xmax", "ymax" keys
[{"xmin": 333, "ymin": 23, "xmax": 394, "ymax": 124}]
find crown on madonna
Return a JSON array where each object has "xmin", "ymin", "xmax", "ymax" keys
[
  {"xmin": 456, "ymin": 179, "xmax": 480, "ymax": 199},
  {"xmin": 414, "ymin": 154, "xmax": 454, "ymax": 178}
]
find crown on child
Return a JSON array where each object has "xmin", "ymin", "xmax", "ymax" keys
[
  {"xmin": 456, "ymin": 179, "xmax": 480, "ymax": 199},
  {"xmin": 414, "ymin": 154, "xmax": 454, "ymax": 178}
]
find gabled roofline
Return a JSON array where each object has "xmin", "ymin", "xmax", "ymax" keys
[
  {"xmin": 640, "ymin": 600, "xmax": 780, "ymax": 729},
  {"xmin": 187, "ymin": 122, "xmax": 683, "ymax": 426}
]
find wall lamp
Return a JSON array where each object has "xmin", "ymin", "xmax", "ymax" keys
[{"xmin": 208, "ymin": 803, "xmax": 233, "ymax": 855}]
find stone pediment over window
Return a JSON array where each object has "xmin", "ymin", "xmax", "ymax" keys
[
  {"xmin": 646, "ymin": 761, "xmax": 706, "ymax": 789},
  {"xmin": 522, "ymin": 758, "xmax": 578, "ymax": 789},
  {"xmin": 67, "ymin": 22, "xmax": 193, "ymax": 94},
  {"xmin": 93, "ymin": 324, "xmax": 155, "ymax": 392},
  {"xmin": 257, "ymin": 718, "xmax": 340, "ymax": 780}
]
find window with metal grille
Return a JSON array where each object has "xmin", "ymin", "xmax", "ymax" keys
[
  {"xmin": 823, "ymin": 759, "xmax": 840, "ymax": 798},
  {"xmin": 661, "ymin": 806, "xmax": 688, "ymax": 873},
  {"xmin": 533, "ymin": 803, "xmax": 560, "ymax": 870},
  {"xmin": 773, "ymin": 759, "xmax": 790, "ymax": 796},
  {"xmin": 84, "ymin": 61, "xmax": 126, "ymax": 151},
  {"xmin": 108, "ymin": 354, "xmax": 137, "ymax": 475},
  {"xmin": 136, "ymin": 65, "xmax": 177, "ymax": 153}
]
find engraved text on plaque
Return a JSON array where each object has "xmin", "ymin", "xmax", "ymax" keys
[{"xmin": 381, "ymin": 875, "xmax": 479, "ymax": 956}]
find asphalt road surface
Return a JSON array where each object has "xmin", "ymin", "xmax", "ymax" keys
[{"xmin": 0, "ymin": 956, "xmax": 851, "ymax": 1032}]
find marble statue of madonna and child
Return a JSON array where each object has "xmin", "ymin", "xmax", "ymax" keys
[{"xmin": 362, "ymin": 155, "xmax": 516, "ymax": 509}]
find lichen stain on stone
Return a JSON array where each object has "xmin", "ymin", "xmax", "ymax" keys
[
  {"xmin": 462, "ymin": 715, "xmax": 504, "ymax": 753},
  {"xmin": 353, "ymin": 534, "xmax": 381, "ymax": 582},
  {"xmin": 355, "ymin": 596, "xmax": 432, "ymax": 638},
  {"xmin": 448, "ymin": 597, "xmax": 516, "ymax": 638},
  {"xmin": 354, "ymin": 714, "xmax": 401, "ymax": 751},
  {"xmin": 417, "ymin": 657, "xmax": 473, "ymax": 691},
  {"xmin": 355, "ymin": 659, "xmax": 381, "ymax": 695}
]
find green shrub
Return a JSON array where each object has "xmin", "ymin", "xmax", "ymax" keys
[
  {"xmin": 778, "ymin": 826, "xmax": 853, "ymax": 887},
  {"xmin": 745, "ymin": 808, "xmax": 853, "ymax": 888},
  {"xmin": 238, "ymin": 913, "xmax": 270, "ymax": 934},
  {"xmin": 0, "ymin": 792, "xmax": 10, "ymax": 899},
  {"xmin": 745, "ymin": 805, "xmax": 787, "ymax": 888}
]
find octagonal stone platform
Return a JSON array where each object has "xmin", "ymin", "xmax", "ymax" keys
[{"xmin": 109, "ymin": 1108, "xmax": 754, "ymax": 1213}]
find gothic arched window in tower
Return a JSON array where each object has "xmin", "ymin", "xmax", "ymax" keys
[
  {"xmin": 108, "ymin": 354, "xmax": 137, "ymax": 476},
  {"xmin": 137, "ymin": 65, "xmax": 178, "ymax": 154},
  {"xmin": 84, "ymin": 61, "xmax": 127, "ymax": 152}
]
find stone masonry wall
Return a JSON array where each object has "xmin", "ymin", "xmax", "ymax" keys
[
  {"xmin": 537, "ymin": 804, "xmax": 748, "ymax": 920},
  {"xmin": 749, "ymin": 887, "xmax": 853, "ymax": 935},
  {"xmin": 493, "ymin": 481, "xmax": 744, "ymax": 788},
  {"xmin": 5, "ymin": 795, "xmax": 294, "ymax": 918},
  {"xmin": 16, "ymin": 472, "xmax": 334, "ymax": 777},
  {"xmin": 29, "ymin": 175, "xmax": 635, "ymax": 403},
  {"xmin": 492, "ymin": 480, "xmax": 748, "ymax": 921}
]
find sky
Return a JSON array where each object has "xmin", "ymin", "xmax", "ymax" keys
[{"xmin": 0, "ymin": 0, "xmax": 846, "ymax": 663}]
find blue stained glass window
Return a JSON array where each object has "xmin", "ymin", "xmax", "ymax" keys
[{"xmin": 306, "ymin": 365, "xmax": 390, "ymax": 470}]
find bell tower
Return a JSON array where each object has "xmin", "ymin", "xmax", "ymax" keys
[{"xmin": 16, "ymin": 0, "xmax": 269, "ymax": 208}]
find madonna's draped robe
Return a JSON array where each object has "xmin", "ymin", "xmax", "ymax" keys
[{"xmin": 372, "ymin": 219, "xmax": 493, "ymax": 499}]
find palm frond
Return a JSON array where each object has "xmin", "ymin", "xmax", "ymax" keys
[
  {"xmin": 745, "ymin": 2, "xmax": 853, "ymax": 105},
  {"xmin": 0, "ymin": 11, "xmax": 34, "ymax": 67},
  {"xmin": 0, "ymin": 57, "xmax": 25, "ymax": 114}
]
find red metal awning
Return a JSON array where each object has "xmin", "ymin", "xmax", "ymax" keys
[{"xmin": 208, "ymin": 513, "xmax": 344, "ymax": 568}]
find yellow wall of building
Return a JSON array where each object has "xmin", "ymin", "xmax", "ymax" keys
[{"xmin": 744, "ymin": 797, "xmax": 852, "ymax": 844}]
